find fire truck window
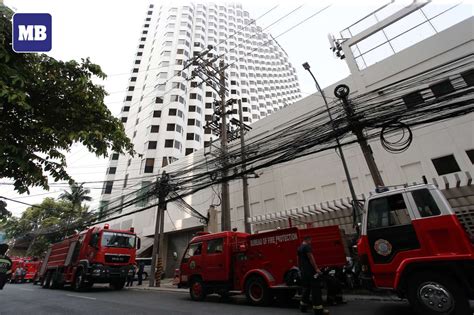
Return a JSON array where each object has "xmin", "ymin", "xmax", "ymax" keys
[
  {"xmin": 206, "ymin": 238, "xmax": 223, "ymax": 254},
  {"xmin": 367, "ymin": 193, "xmax": 411, "ymax": 230},
  {"xmin": 183, "ymin": 243, "xmax": 202, "ymax": 262},
  {"xmin": 411, "ymin": 189, "xmax": 441, "ymax": 217},
  {"xmin": 101, "ymin": 232, "xmax": 136, "ymax": 248},
  {"xmin": 89, "ymin": 233, "xmax": 99, "ymax": 248}
]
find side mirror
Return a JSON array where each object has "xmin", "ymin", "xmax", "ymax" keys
[{"xmin": 137, "ymin": 237, "xmax": 141, "ymax": 250}]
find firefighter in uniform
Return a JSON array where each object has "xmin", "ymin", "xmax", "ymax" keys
[
  {"xmin": 297, "ymin": 236, "xmax": 329, "ymax": 315},
  {"xmin": 0, "ymin": 244, "xmax": 12, "ymax": 290}
]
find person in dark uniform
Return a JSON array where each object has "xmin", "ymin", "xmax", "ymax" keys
[
  {"xmin": 126, "ymin": 264, "xmax": 136, "ymax": 287},
  {"xmin": 325, "ymin": 268, "xmax": 345, "ymax": 305},
  {"xmin": 137, "ymin": 261, "xmax": 144, "ymax": 286},
  {"xmin": 0, "ymin": 244, "xmax": 12, "ymax": 290},
  {"xmin": 297, "ymin": 236, "xmax": 328, "ymax": 315}
]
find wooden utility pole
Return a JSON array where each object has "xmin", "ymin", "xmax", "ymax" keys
[
  {"xmin": 149, "ymin": 171, "xmax": 169, "ymax": 287},
  {"xmin": 184, "ymin": 49, "xmax": 231, "ymax": 231},
  {"xmin": 218, "ymin": 60, "xmax": 231, "ymax": 231},
  {"xmin": 238, "ymin": 99, "xmax": 251, "ymax": 233}
]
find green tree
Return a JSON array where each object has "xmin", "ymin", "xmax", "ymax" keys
[
  {"xmin": 59, "ymin": 182, "xmax": 92, "ymax": 211},
  {"xmin": 0, "ymin": 200, "xmax": 11, "ymax": 222},
  {"xmin": 3, "ymin": 198, "xmax": 92, "ymax": 256},
  {"xmin": 0, "ymin": 5, "xmax": 134, "ymax": 194}
]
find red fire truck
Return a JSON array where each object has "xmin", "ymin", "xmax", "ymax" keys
[
  {"xmin": 39, "ymin": 224, "xmax": 139, "ymax": 291},
  {"xmin": 178, "ymin": 225, "xmax": 347, "ymax": 306},
  {"xmin": 357, "ymin": 184, "xmax": 474, "ymax": 315},
  {"xmin": 179, "ymin": 184, "xmax": 474, "ymax": 315},
  {"xmin": 24, "ymin": 259, "xmax": 41, "ymax": 283}
]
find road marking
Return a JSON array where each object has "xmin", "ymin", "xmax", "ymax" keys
[{"xmin": 66, "ymin": 294, "xmax": 97, "ymax": 300}]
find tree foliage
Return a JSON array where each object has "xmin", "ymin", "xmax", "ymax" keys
[
  {"xmin": 59, "ymin": 182, "xmax": 92, "ymax": 210},
  {"xmin": 0, "ymin": 5, "xmax": 134, "ymax": 194},
  {"xmin": 0, "ymin": 200, "xmax": 11, "ymax": 223},
  {"xmin": 3, "ymin": 197, "xmax": 93, "ymax": 256}
]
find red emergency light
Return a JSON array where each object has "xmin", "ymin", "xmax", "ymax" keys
[
  {"xmin": 104, "ymin": 224, "xmax": 109, "ymax": 229},
  {"xmin": 130, "ymin": 227, "xmax": 135, "ymax": 233}
]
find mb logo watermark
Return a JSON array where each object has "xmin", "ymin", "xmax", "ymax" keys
[{"xmin": 13, "ymin": 13, "xmax": 52, "ymax": 52}]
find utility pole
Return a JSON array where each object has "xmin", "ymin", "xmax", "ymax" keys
[
  {"xmin": 149, "ymin": 171, "xmax": 169, "ymax": 287},
  {"xmin": 334, "ymin": 84, "xmax": 385, "ymax": 187},
  {"xmin": 302, "ymin": 62, "xmax": 362, "ymax": 224},
  {"xmin": 218, "ymin": 60, "xmax": 231, "ymax": 232},
  {"xmin": 237, "ymin": 99, "xmax": 251, "ymax": 233},
  {"xmin": 184, "ymin": 48, "xmax": 232, "ymax": 232}
]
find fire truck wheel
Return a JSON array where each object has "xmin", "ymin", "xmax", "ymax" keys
[
  {"xmin": 189, "ymin": 278, "xmax": 207, "ymax": 301},
  {"xmin": 407, "ymin": 272, "xmax": 469, "ymax": 315},
  {"xmin": 73, "ymin": 269, "xmax": 85, "ymax": 291},
  {"xmin": 245, "ymin": 276, "xmax": 272, "ymax": 306},
  {"xmin": 42, "ymin": 271, "xmax": 52, "ymax": 289}
]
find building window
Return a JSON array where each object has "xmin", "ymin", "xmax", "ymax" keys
[
  {"xmin": 185, "ymin": 148, "xmax": 194, "ymax": 156},
  {"xmin": 125, "ymin": 96, "xmax": 132, "ymax": 101},
  {"xmin": 144, "ymin": 158, "xmax": 154, "ymax": 173},
  {"xmin": 186, "ymin": 133, "xmax": 194, "ymax": 140},
  {"xmin": 165, "ymin": 139, "xmax": 174, "ymax": 148},
  {"xmin": 430, "ymin": 79, "xmax": 455, "ymax": 98},
  {"xmin": 133, "ymin": 68, "xmax": 139, "ymax": 73},
  {"xmin": 103, "ymin": 181, "xmax": 113, "ymax": 194},
  {"xmin": 402, "ymin": 91, "xmax": 424, "ymax": 108},
  {"xmin": 111, "ymin": 153, "xmax": 119, "ymax": 160},
  {"xmin": 148, "ymin": 141, "xmax": 157, "ymax": 149},
  {"xmin": 153, "ymin": 110, "xmax": 161, "ymax": 117},
  {"xmin": 187, "ymin": 119, "xmax": 195, "ymax": 126},
  {"xmin": 121, "ymin": 117, "xmax": 128, "ymax": 123},
  {"xmin": 167, "ymin": 123, "xmax": 175, "ymax": 131},
  {"xmin": 107, "ymin": 167, "xmax": 116, "ymax": 175},
  {"xmin": 431, "ymin": 154, "xmax": 461, "ymax": 175},
  {"xmin": 151, "ymin": 125, "xmax": 160, "ymax": 133},
  {"xmin": 466, "ymin": 149, "xmax": 474, "ymax": 164},
  {"xmin": 461, "ymin": 69, "xmax": 474, "ymax": 86},
  {"xmin": 139, "ymin": 44, "xmax": 144, "ymax": 48},
  {"xmin": 128, "ymin": 86, "xmax": 135, "ymax": 91},
  {"xmin": 156, "ymin": 97, "xmax": 163, "ymax": 103},
  {"xmin": 169, "ymin": 108, "xmax": 177, "ymax": 116},
  {"xmin": 189, "ymin": 105, "xmax": 196, "ymax": 112}
]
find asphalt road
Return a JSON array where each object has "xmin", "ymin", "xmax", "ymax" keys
[{"xmin": 0, "ymin": 282, "xmax": 433, "ymax": 315}]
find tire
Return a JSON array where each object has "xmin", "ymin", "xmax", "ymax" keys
[
  {"xmin": 189, "ymin": 278, "xmax": 207, "ymax": 301},
  {"xmin": 110, "ymin": 279, "xmax": 125, "ymax": 290},
  {"xmin": 73, "ymin": 269, "xmax": 85, "ymax": 292},
  {"xmin": 42, "ymin": 272, "xmax": 52, "ymax": 289},
  {"xmin": 407, "ymin": 271, "xmax": 470, "ymax": 315},
  {"xmin": 245, "ymin": 276, "xmax": 273, "ymax": 306},
  {"xmin": 50, "ymin": 271, "xmax": 59, "ymax": 289}
]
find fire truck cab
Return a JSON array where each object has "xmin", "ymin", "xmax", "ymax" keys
[{"xmin": 358, "ymin": 184, "xmax": 474, "ymax": 315}]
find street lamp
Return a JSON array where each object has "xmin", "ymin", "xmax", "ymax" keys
[{"xmin": 302, "ymin": 62, "xmax": 361, "ymax": 225}]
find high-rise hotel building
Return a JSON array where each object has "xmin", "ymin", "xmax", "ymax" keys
[{"xmin": 100, "ymin": 3, "xmax": 301, "ymax": 211}]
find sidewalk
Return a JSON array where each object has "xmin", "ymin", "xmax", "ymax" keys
[{"xmin": 129, "ymin": 278, "xmax": 403, "ymax": 302}]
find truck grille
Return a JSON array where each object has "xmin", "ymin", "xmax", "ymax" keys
[
  {"xmin": 453, "ymin": 207, "xmax": 474, "ymax": 242},
  {"xmin": 104, "ymin": 254, "xmax": 130, "ymax": 264}
]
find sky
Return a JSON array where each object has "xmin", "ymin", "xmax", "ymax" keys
[{"xmin": 2, "ymin": 0, "xmax": 471, "ymax": 217}]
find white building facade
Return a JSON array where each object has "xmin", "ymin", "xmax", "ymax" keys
[
  {"xmin": 104, "ymin": 2, "xmax": 474, "ymax": 276},
  {"xmin": 100, "ymin": 2, "xmax": 301, "ymax": 216}
]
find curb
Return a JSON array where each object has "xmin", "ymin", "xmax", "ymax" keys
[{"xmin": 128, "ymin": 286, "xmax": 402, "ymax": 302}]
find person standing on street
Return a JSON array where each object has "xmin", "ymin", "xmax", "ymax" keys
[
  {"xmin": 297, "ymin": 236, "xmax": 328, "ymax": 315},
  {"xmin": 0, "ymin": 244, "xmax": 12, "ymax": 290},
  {"xmin": 126, "ymin": 264, "xmax": 136, "ymax": 287},
  {"xmin": 137, "ymin": 261, "xmax": 144, "ymax": 286}
]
